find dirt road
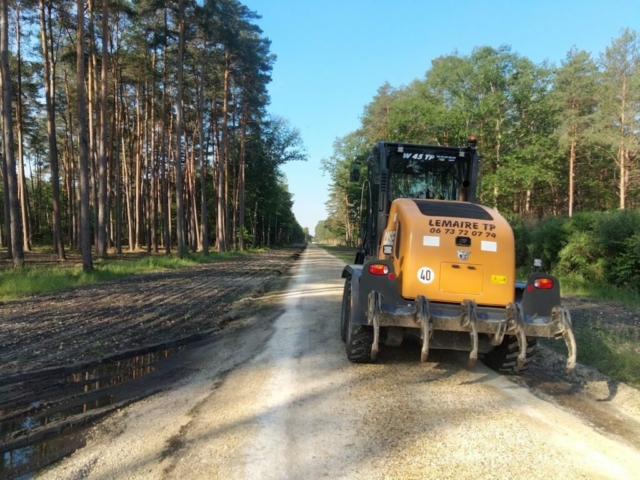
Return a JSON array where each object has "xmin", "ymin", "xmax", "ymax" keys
[{"xmin": 32, "ymin": 244, "xmax": 640, "ymax": 479}]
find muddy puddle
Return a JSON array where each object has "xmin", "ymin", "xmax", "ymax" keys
[{"xmin": 1, "ymin": 345, "xmax": 187, "ymax": 479}]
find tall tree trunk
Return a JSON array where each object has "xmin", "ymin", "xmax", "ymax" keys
[
  {"xmin": 77, "ymin": 0, "xmax": 93, "ymax": 272},
  {"xmin": 252, "ymin": 200, "xmax": 258, "ymax": 248},
  {"xmin": 167, "ymin": 114, "xmax": 174, "ymax": 245},
  {"xmin": 97, "ymin": 0, "xmax": 108, "ymax": 257},
  {"xmin": 198, "ymin": 39, "xmax": 208, "ymax": 255},
  {"xmin": 1, "ymin": 112, "xmax": 11, "ymax": 255},
  {"xmin": 150, "ymin": 49, "xmax": 158, "ymax": 253},
  {"xmin": 135, "ymin": 79, "xmax": 142, "ymax": 250},
  {"xmin": 191, "ymin": 134, "xmax": 201, "ymax": 251},
  {"xmin": 238, "ymin": 109, "xmax": 246, "ymax": 251},
  {"xmin": 63, "ymin": 69, "xmax": 78, "ymax": 250},
  {"xmin": 174, "ymin": 0, "xmax": 186, "ymax": 257},
  {"xmin": 1, "ymin": 0, "xmax": 24, "ymax": 267},
  {"xmin": 39, "ymin": 0, "xmax": 65, "ymax": 259},
  {"xmin": 123, "ymin": 127, "xmax": 134, "ymax": 252},
  {"xmin": 569, "ymin": 125, "xmax": 576, "ymax": 217},
  {"xmin": 493, "ymin": 118, "xmax": 502, "ymax": 210},
  {"xmin": 115, "ymin": 72, "xmax": 122, "ymax": 254},
  {"xmin": 88, "ymin": 0, "xmax": 98, "ymax": 249},
  {"xmin": 619, "ymin": 76, "xmax": 627, "ymax": 210},
  {"xmin": 619, "ymin": 143, "xmax": 626, "ymax": 209},
  {"xmin": 217, "ymin": 51, "xmax": 230, "ymax": 252},
  {"xmin": 14, "ymin": 3, "xmax": 30, "ymax": 252},
  {"xmin": 210, "ymin": 97, "xmax": 219, "ymax": 248},
  {"xmin": 160, "ymin": 7, "xmax": 170, "ymax": 254},
  {"xmin": 144, "ymin": 74, "xmax": 151, "ymax": 253}
]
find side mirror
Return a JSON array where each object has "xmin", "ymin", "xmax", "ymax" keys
[{"xmin": 349, "ymin": 163, "xmax": 361, "ymax": 183}]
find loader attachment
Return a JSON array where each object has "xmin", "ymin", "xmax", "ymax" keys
[
  {"xmin": 363, "ymin": 290, "xmax": 577, "ymax": 372},
  {"xmin": 355, "ymin": 268, "xmax": 577, "ymax": 372}
]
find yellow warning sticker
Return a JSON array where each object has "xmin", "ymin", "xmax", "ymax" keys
[{"xmin": 491, "ymin": 275, "xmax": 507, "ymax": 285}]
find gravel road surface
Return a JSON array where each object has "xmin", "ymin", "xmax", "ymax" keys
[{"xmin": 39, "ymin": 245, "xmax": 640, "ymax": 479}]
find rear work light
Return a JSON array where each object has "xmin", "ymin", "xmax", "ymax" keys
[
  {"xmin": 533, "ymin": 278, "xmax": 554, "ymax": 289},
  {"xmin": 368, "ymin": 264, "xmax": 389, "ymax": 276}
]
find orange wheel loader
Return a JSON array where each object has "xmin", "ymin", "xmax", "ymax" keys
[{"xmin": 340, "ymin": 137, "xmax": 576, "ymax": 373}]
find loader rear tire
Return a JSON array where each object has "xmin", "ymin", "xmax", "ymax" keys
[
  {"xmin": 340, "ymin": 278, "xmax": 351, "ymax": 342},
  {"xmin": 483, "ymin": 336, "xmax": 537, "ymax": 374}
]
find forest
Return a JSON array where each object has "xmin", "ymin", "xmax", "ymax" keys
[
  {"xmin": 318, "ymin": 30, "xmax": 640, "ymax": 287},
  {"xmin": 0, "ymin": 0, "xmax": 307, "ymax": 271}
]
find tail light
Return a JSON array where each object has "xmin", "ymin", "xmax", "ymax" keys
[
  {"xmin": 368, "ymin": 264, "xmax": 389, "ymax": 276},
  {"xmin": 534, "ymin": 278, "xmax": 554, "ymax": 289}
]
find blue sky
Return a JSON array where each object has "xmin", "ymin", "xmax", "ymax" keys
[{"xmin": 241, "ymin": 0, "xmax": 639, "ymax": 235}]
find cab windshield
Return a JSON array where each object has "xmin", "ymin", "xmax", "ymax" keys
[{"xmin": 388, "ymin": 152, "xmax": 470, "ymax": 201}]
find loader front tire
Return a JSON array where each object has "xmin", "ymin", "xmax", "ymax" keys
[
  {"xmin": 343, "ymin": 277, "xmax": 374, "ymax": 363},
  {"xmin": 346, "ymin": 323, "xmax": 374, "ymax": 363},
  {"xmin": 340, "ymin": 278, "xmax": 351, "ymax": 342},
  {"xmin": 483, "ymin": 336, "xmax": 537, "ymax": 374}
]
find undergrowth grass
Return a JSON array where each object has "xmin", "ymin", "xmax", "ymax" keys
[
  {"xmin": 317, "ymin": 244, "xmax": 357, "ymax": 264},
  {"xmin": 557, "ymin": 274, "xmax": 640, "ymax": 311},
  {"xmin": 0, "ymin": 250, "xmax": 251, "ymax": 302},
  {"xmin": 542, "ymin": 327, "xmax": 640, "ymax": 388},
  {"xmin": 527, "ymin": 272, "xmax": 640, "ymax": 385}
]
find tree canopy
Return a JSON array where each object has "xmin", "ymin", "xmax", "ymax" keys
[{"xmin": 320, "ymin": 31, "xmax": 640, "ymax": 244}]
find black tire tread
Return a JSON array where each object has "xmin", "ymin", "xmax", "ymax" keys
[
  {"xmin": 346, "ymin": 325, "xmax": 374, "ymax": 363},
  {"xmin": 483, "ymin": 336, "xmax": 537, "ymax": 374},
  {"xmin": 340, "ymin": 279, "xmax": 350, "ymax": 342}
]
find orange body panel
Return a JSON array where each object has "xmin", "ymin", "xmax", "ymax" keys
[{"xmin": 378, "ymin": 199, "xmax": 515, "ymax": 307}]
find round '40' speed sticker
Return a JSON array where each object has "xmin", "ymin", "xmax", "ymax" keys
[{"xmin": 417, "ymin": 267, "xmax": 435, "ymax": 284}]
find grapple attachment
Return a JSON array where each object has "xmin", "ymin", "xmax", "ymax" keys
[{"xmin": 362, "ymin": 271, "xmax": 577, "ymax": 373}]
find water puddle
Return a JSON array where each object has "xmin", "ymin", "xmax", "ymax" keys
[{"xmin": 0, "ymin": 344, "xmax": 187, "ymax": 479}]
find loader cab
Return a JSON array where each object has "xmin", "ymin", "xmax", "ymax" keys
[{"xmin": 356, "ymin": 138, "xmax": 481, "ymax": 263}]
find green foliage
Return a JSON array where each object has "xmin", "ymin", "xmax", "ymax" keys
[
  {"xmin": 612, "ymin": 234, "xmax": 640, "ymax": 288},
  {"xmin": 556, "ymin": 210, "xmax": 640, "ymax": 287},
  {"xmin": 314, "ymin": 219, "xmax": 340, "ymax": 244},
  {"xmin": 508, "ymin": 217, "xmax": 531, "ymax": 268},
  {"xmin": 320, "ymin": 132, "xmax": 370, "ymax": 246},
  {"xmin": 317, "ymin": 245, "xmax": 357, "ymax": 264},
  {"xmin": 525, "ymin": 216, "xmax": 568, "ymax": 271},
  {"xmin": 324, "ymin": 30, "xmax": 640, "ymax": 225},
  {"xmin": 543, "ymin": 320, "xmax": 640, "ymax": 387},
  {"xmin": 512, "ymin": 209, "xmax": 640, "ymax": 292},
  {"xmin": 245, "ymin": 116, "xmax": 307, "ymax": 247}
]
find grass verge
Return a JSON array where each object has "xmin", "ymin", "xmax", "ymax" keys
[
  {"xmin": 557, "ymin": 274, "xmax": 640, "ymax": 311},
  {"xmin": 529, "ymin": 272, "xmax": 640, "ymax": 386},
  {"xmin": 542, "ymin": 327, "xmax": 640, "ymax": 388},
  {"xmin": 0, "ymin": 250, "xmax": 251, "ymax": 302},
  {"xmin": 317, "ymin": 244, "xmax": 357, "ymax": 264}
]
